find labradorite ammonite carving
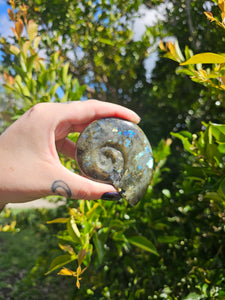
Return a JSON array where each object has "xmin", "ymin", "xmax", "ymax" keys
[{"xmin": 76, "ymin": 118, "xmax": 153, "ymax": 206}]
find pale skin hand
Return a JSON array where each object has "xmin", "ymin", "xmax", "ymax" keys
[{"xmin": 0, "ymin": 100, "xmax": 140, "ymax": 208}]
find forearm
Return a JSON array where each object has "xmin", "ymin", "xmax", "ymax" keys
[
  {"xmin": 0, "ymin": 203, "xmax": 5, "ymax": 212},
  {"xmin": 0, "ymin": 147, "xmax": 10, "ymax": 208}
]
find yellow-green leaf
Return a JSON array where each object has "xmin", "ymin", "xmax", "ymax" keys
[
  {"xmin": 22, "ymin": 41, "xmax": 31, "ymax": 57},
  {"xmin": 58, "ymin": 243, "xmax": 75, "ymax": 255},
  {"xmin": 27, "ymin": 20, "xmax": 38, "ymax": 42},
  {"xmin": 62, "ymin": 62, "xmax": 70, "ymax": 84},
  {"xmin": 86, "ymin": 203, "xmax": 99, "ymax": 219},
  {"xmin": 99, "ymin": 38, "xmax": 114, "ymax": 46},
  {"xmin": 57, "ymin": 267, "xmax": 76, "ymax": 276},
  {"xmin": 68, "ymin": 207, "xmax": 78, "ymax": 218},
  {"xmin": 33, "ymin": 35, "xmax": 42, "ymax": 49},
  {"xmin": 67, "ymin": 218, "xmax": 81, "ymax": 243},
  {"xmin": 9, "ymin": 45, "xmax": 20, "ymax": 56},
  {"xmin": 46, "ymin": 218, "xmax": 69, "ymax": 224},
  {"xmin": 181, "ymin": 52, "xmax": 225, "ymax": 65}
]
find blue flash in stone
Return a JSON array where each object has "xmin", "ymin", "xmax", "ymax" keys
[{"xmin": 76, "ymin": 118, "xmax": 153, "ymax": 206}]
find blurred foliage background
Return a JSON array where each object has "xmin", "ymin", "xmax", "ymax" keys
[{"xmin": 0, "ymin": 0, "xmax": 225, "ymax": 299}]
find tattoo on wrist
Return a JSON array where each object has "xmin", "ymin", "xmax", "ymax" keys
[{"xmin": 51, "ymin": 180, "xmax": 72, "ymax": 198}]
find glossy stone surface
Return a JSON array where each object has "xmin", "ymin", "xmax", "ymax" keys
[{"xmin": 76, "ymin": 118, "xmax": 153, "ymax": 206}]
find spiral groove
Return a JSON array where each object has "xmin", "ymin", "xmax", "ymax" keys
[{"xmin": 76, "ymin": 118, "xmax": 153, "ymax": 206}]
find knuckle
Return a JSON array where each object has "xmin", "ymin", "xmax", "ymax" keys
[
  {"xmin": 76, "ymin": 182, "xmax": 93, "ymax": 200},
  {"xmin": 76, "ymin": 188, "xmax": 90, "ymax": 200},
  {"xmin": 27, "ymin": 103, "xmax": 49, "ymax": 118}
]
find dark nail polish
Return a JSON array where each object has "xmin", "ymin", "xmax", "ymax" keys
[{"xmin": 101, "ymin": 192, "xmax": 121, "ymax": 201}]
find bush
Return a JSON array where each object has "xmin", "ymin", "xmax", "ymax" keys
[{"xmin": 1, "ymin": 0, "xmax": 225, "ymax": 299}]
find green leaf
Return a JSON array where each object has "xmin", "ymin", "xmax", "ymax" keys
[
  {"xmin": 62, "ymin": 62, "xmax": 70, "ymax": 85},
  {"xmin": 99, "ymin": 38, "xmax": 114, "ymax": 46},
  {"xmin": 178, "ymin": 130, "xmax": 193, "ymax": 140},
  {"xmin": 113, "ymin": 231, "xmax": 126, "ymax": 242},
  {"xmin": 127, "ymin": 236, "xmax": 159, "ymax": 256},
  {"xmin": 51, "ymin": 51, "xmax": 60, "ymax": 66},
  {"xmin": 12, "ymin": 63, "xmax": 26, "ymax": 78},
  {"xmin": 162, "ymin": 189, "xmax": 171, "ymax": 198},
  {"xmin": 218, "ymin": 178, "xmax": 225, "ymax": 199},
  {"xmin": 14, "ymin": 75, "xmax": 31, "ymax": 98},
  {"xmin": 153, "ymin": 138, "xmax": 171, "ymax": 162},
  {"xmin": 26, "ymin": 78, "xmax": 37, "ymax": 95},
  {"xmin": 86, "ymin": 203, "xmax": 99, "ymax": 219},
  {"xmin": 26, "ymin": 54, "xmax": 38, "ymax": 74},
  {"xmin": 49, "ymin": 69, "xmax": 56, "ymax": 82},
  {"xmin": 184, "ymin": 45, "xmax": 193, "ymax": 60},
  {"xmin": 181, "ymin": 52, "xmax": 225, "ymax": 65},
  {"xmin": 218, "ymin": 143, "xmax": 225, "ymax": 153},
  {"xmin": 171, "ymin": 132, "xmax": 195, "ymax": 155},
  {"xmin": 184, "ymin": 166, "xmax": 205, "ymax": 179},
  {"xmin": 109, "ymin": 219, "xmax": 125, "ymax": 230},
  {"xmin": 45, "ymin": 254, "xmax": 76, "ymax": 275},
  {"xmin": 93, "ymin": 232, "xmax": 105, "ymax": 264},
  {"xmin": 210, "ymin": 123, "xmax": 225, "ymax": 143},
  {"xmin": 2, "ymin": 83, "xmax": 16, "ymax": 93},
  {"xmin": 184, "ymin": 293, "xmax": 201, "ymax": 300},
  {"xmin": 158, "ymin": 235, "xmax": 180, "ymax": 243},
  {"xmin": 49, "ymin": 83, "xmax": 60, "ymax": 98},
  {"xmin": 176, "ymin": 67, "xmax": 196, "ymax": 76},
  {"xmin": 57, "ymin": 235, "xmax": 75, "ymax": 243},
  {"xmin": 204, "ymin": 192, "xmax": 223, "ymax": 202}
]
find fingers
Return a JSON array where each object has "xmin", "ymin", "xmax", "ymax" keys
[
  {"xmin": 50, "ymin": 164, "xmax": 118, "ymax": 200},
  {"xmin": 58, "ymin": 100, "xmax": 141, "ymax": 127},
  {"xmin": 21, "ymin": 100, "xmax": 139, "ymax": 202},
  {"xmin": 56, "ymin": 138, "xmax": 76, "ymax": 159}
]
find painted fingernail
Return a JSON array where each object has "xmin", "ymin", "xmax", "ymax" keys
[{"xmin": 101, "ymin": 192, "xmax": 121, "ymax": 201}]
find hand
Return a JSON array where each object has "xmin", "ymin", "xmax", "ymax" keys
[{"xmin": 0, "ymin": 100, "xmax": 140, "ymax": 207}]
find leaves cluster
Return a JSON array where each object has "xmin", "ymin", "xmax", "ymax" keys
[
  {"xmin": 1, "ymin": 1, "xmax": 85, "ymax": 117},
  {"xmin": 1, "ymin": 0, "xmax": 225, "ymax": 299},
  {"xmin": 0, "ymin": 1, "xmax": 167, "ymax": 293}
]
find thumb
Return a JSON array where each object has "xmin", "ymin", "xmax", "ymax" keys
[{"xmin": 50, "ymin": 165, "xmax": 119, "ymax": 200}]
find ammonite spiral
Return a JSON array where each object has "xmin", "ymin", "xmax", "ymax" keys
[{"xmin": 76, "ymin": 118, "xmax": 153, "ymax": 206}]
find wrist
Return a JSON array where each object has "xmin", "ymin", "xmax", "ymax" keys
[{"xmin": 0, "ymin": 203, "xmax": 5, "ymax": 213}]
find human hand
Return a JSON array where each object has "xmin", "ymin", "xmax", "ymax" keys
[{"xmin": 0, "ymin": 100, "xmax": 140, "ymax": 207}]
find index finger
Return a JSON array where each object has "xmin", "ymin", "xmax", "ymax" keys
[{"xmin": 58, "ymin": 99, "xmax": 141, "ymax": 126}]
